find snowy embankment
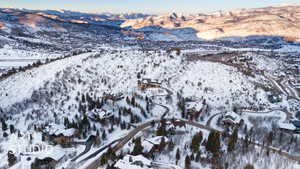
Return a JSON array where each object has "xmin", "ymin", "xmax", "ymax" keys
[{"xmin": 0, "ymin": 52, "xmax": 94, "ymax": 109}]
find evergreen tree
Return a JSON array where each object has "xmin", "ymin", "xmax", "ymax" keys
[
  {"xmin": 185, "ymin": 155, "xmax": 191, "ymax": 169},
  {"xmin": 95, "ymin": 130, "xmax": 101, "ymax": 146},
  {"xmin": 190, "ymin": 131, "xmax": 203, "ymax": 152},
  {"xmin": 156, "ymin": 118, "xmax": 167, "ymax": 136},
  {"xmin": 82, "ymin": 114, "xmax": 90, "ymax": 128},
  {"xmin": 132, "ymin": 137, "xmax": 144, "ymax": 155},
  {"xmin": 205, "ymin": 131, "xmax": 220, "ymax": 155},
  {"xmin": 227, "ymin": 127, "xmax": 238, "ymax": 152},
  {"xmin": 159, "ymin": 137, "xmax": 166, "ymax": 151},
  {"xmin": 175, "ymin": 148, "xmax": 180, "ymax": 164},
  {"xmin": 244, "ymin": 163, "xmax": 254, "ymax": 169},
  {"xmin": 168, "ymin": 139, "xmax": 175, "ymax": 151},
  {"xmin": 243, "ymin": 132, "xmax": 250, "ymax": 153},
  {"xmin": 100, "ymin": 153, "xmax": 108, "ymax": 166},
  {"xmin": 107, "ymin": 146, "xmax": 116, "ymax": 160},
  {"xmin": 1, "ymin": 118, "xmax": 7, "ymax": 131},
  {"xmin": 9, "ymin": 124, "xmax": 15, "ymax": 134},
  {"xmin": 7, "ymin": 151, "xmax": 17, "ymax": 167},
  {"xmin": 82, "ymin": 94, "xmax": 86, "ymax": 103},
  {"xmin": 102, "ymin": 130, "xmax": 107, "ymax": 140},
  {"xmin": 195, "ymin": 151, "xmax": 201, "ymax": 162},
  {"xmin": 267, "ymin": 131, "xmax": 274, "ymax": 145}
]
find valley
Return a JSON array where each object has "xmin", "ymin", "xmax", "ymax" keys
[{"xmin": 0, "ymin": 5, "xmax": 300, "ymax": 169}]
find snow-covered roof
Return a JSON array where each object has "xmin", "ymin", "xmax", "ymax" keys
[
  {"xmin": 89, "ymin": 109, "xmax": 112, "ymax": 119},
  {"xmin": 115, "ymin": 155, "xmax": 152, "ymax": 169},
  {"xmin": 142, "ymin": 136, "xmax": 168, "ymax": 152},
  {"xmin": 185, "ymin": 102, "xmax": 203, "ymax": 111},
  {"xmin": 21, "ymin": 146, "xmax": 65, "ymax": 162},
  {"xmin": 278, "ymin": 122, "xmax": 296, "ymax": 131},
  {"xmin": 36, "ymin": 147, "xmax": 65, "ymax": 161},
  {"xmin": 45, "ymin": 124, "xmax": 76, "ymax": 137},
  {"xmin": 141, "ymin": 78, "xmax": 161, "ymax": 84},
  {"xmin": 225, "ymin": 111, "xmax": 240, "ymax": 119},
  {"xmin": 223, "ymin": 111, "xmax": 241, "ymax": 124}
]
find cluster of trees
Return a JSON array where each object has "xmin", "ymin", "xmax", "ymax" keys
[
  {"xmin": 1, "ymin": 118, "xmax": 17, "ymax": 138},
  {"xmin": 125, "ymin": 96, "xmax": 148, "ymax": 119},
  {"xmin": 296, "ymin": 111, "xmax": 300, "ymax": 119}
]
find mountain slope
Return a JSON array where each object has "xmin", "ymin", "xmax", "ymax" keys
[{"xmin": 121, "ymin": 5, "xmax": 300, "ymax": 40}]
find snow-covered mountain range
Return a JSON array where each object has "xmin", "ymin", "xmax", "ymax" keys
[
  {"xmin": 122, "ymin": 5, "xmax": 300, "ymax": 41},
  {"xmin": 1, "ymin": 5, "xmax": 300, "ymax": 42}
]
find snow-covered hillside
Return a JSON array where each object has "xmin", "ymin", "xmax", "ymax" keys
[{"xmin": 0, "ymin": 5, "xmax": 300, "ymax": 169}]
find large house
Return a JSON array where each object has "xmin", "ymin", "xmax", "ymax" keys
[
  {"xmin": 138, "ymin": 78, "xmax": 162, "ymax": 90},
  {"xmin": 222, "ymin": 111, "xmax": 243, "ymax": 126},
  {"xmin": 44, "ymin": 124, "xmax": 77, "ymax": 145},
  {"xmin": 22, "ymin": 146, "xmax": 65, "ymax": 169},
  {"xmin": 185, "ymin": 102, "xmax": 203, "ymax": 114}
]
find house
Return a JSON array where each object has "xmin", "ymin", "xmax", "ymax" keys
[
  {"xmin": 44, "ymin": 124, "xmax": 77, "ymax": 145},
  {"xmin": 278, "ymin": 120, "xmax": 300, "ymax": 133},
  {"xmin": 115, "ymin": 155, "xmax": 152, "ymax": 169},
  {"xmin": 185, "ymin": 101, "xmax": 206, "ymax": 119},
  {"xmin": 166, "ymin": 48, "xmax": 181, "ymax": 56},
  {"xmin": 171, "ymin": 118, "xmax": 186, "ymax": 128},
  {"xmin": 291, "ymin": 120, "xmax": 300, "ymax": 130},
  {"xmin": 141, "ymin": 136, "xmax": 169, "ymax": 153},
  {"xmin": 138, "ymin": 78, "xmax": 161, "ymax": 90},
  {"xmin": 88, "ymin": 109, "xmax": 113, "ymax": 121},
  {"xmin": 290, "ymin": 78, "xmax": 300, "ymax": 88},
  {"xmin": 21, "ymin": 146, "xmax": 65, "ymax": 169},
  {"xmin": 222, "ymin": 111, "xmax": 243, "ymax": 126},
  {"xmin": 103, "ymin": 92, "xmax": 124, "ymax": 101},
  {"xmin": 185, "ymin": 102, "xmax": 203, "ymax": 114}
]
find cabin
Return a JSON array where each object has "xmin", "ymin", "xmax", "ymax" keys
[
  {"xmin": 222, "ymin": 111, "xmax": 243, "ymax": 126},
  {"xmin": 138, "ymin": 78, "xmax": 162, "ymax": 90}
]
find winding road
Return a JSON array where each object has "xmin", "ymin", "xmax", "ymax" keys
[
  {"xmin": 71, "ymin": 135, "xmax": 97, "ymax": 162},
  {"xmin": 83, "ymin": 117, "xmax": 300, "ymax": 169},
  {"xmin": 149, "ymin": 87, "xmax": 174, "ymax": 118},
  {"xmin": 80, "ymin": 53, "xmax": 300, "ymax": 169}
]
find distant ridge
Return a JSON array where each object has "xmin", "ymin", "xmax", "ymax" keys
[{"xmin": 121, "ymin": 4, "xmax": 300, "ymax": 41}]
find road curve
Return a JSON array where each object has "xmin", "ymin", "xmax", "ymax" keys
[{"xmin": 83, "ymin": 118, "xmax": 300, "ymax": 169}]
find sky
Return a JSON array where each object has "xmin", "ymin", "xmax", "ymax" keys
[{"xmin": 1, "ymin": 0, "xmax": 300, "ymax": 14}]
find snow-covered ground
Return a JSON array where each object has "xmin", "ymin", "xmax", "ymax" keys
[
  {"xmin": 0, "ymin": 45, "xmax": 299, "ymax": 169},
  {"xmin": 0, "ymin": 52, "xmax": 94, "ymax": 108}
]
